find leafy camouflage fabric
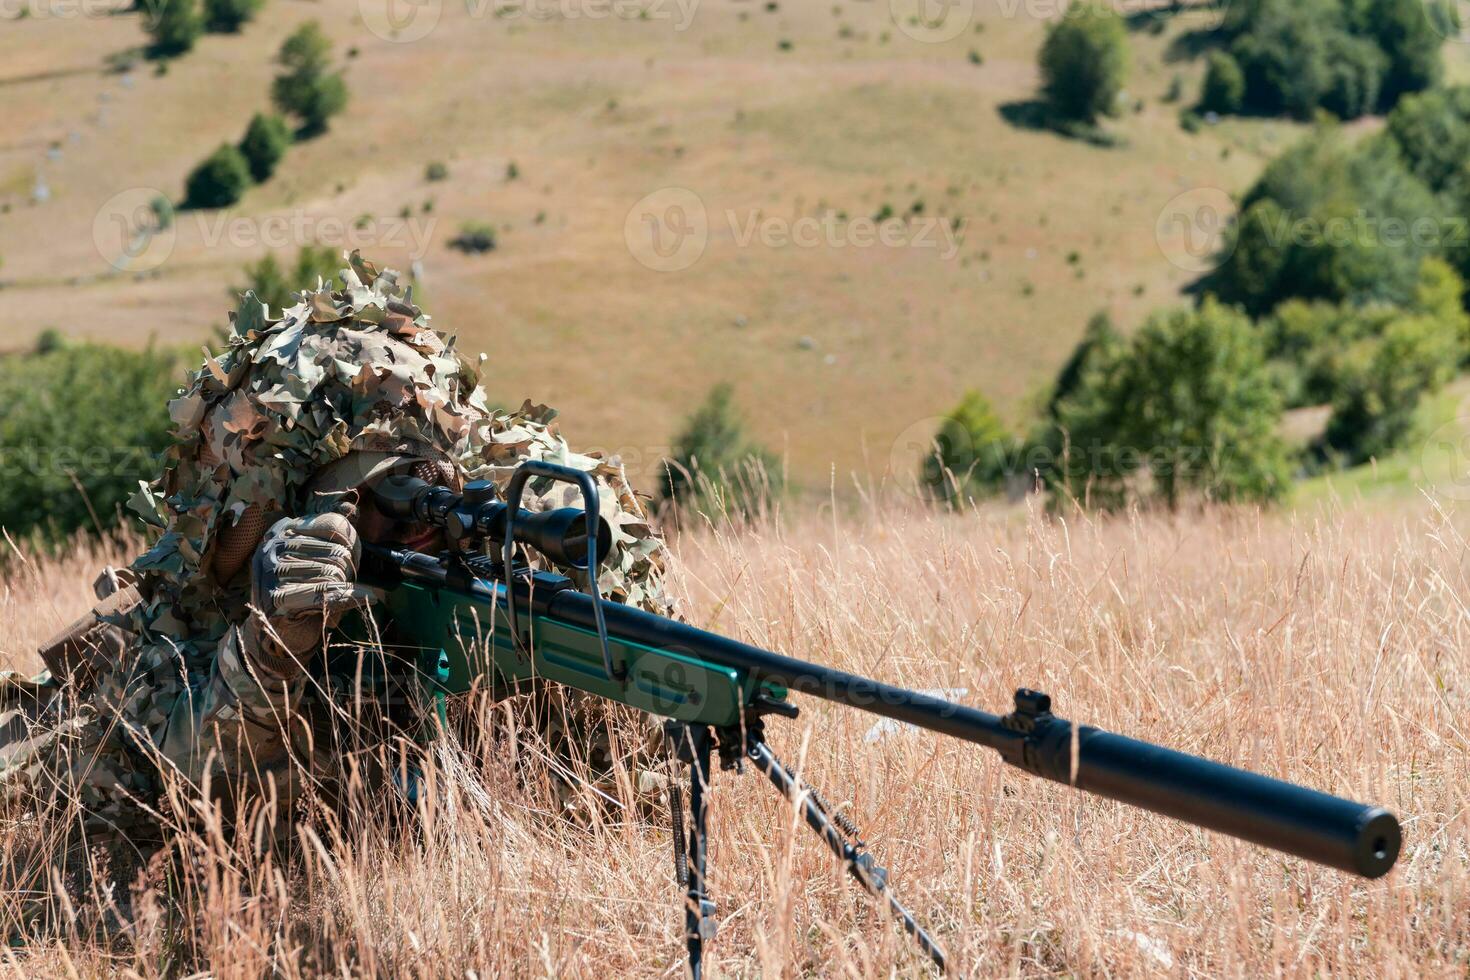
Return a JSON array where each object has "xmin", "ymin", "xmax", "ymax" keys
[{"xmin": 0, "ymin": 250, "xmax": 671, "ymax": 846}]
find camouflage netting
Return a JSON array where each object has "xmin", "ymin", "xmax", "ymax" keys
[{"xmin": 0, "ymin": 250, "xmax": 670, "ymax": 851}]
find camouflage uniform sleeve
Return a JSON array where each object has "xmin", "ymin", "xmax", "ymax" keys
[{"xmin": 154, "ymin": 627, "xmax": 304, "ymax": 791}]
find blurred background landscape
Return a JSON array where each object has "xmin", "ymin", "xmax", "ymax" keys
[{"xmin": 8, "ymin": 0, "xmax": 1470, "ymax": 542}]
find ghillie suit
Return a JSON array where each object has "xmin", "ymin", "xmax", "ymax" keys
[{"xmin": 0, "ymin": 253, "xmax": 671, "ymax": 890}]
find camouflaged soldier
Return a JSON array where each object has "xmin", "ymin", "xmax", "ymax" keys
[{"xmin": 0, "ymin": 252, "xmax": 671, "ymax": 849}]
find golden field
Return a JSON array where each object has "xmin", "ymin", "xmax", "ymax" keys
[{"xmin": 0, "ymin": 495, "xmax": 1465, "ymax": 976}]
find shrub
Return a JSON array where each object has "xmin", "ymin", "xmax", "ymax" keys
[
  {"xmin": 1199, "ymin": 51, "xmax": 1244, "ymax": 114},
  {"xmin": 1051, "ymin": 300, "xmax": 1289, "ymax": 508},
  {"xmin": 660, "ymin": 384, "xmax": 783, "ymax": 519},
  {"xmin": 271, "ymin": 22, "xmax": 348, "ymax": 136},
  {"xmin": 0, "ymin": 343, "xmax": 184, "ymax": 544},
  {"xmin": 203, "ymin": 0, "xmax": 263, "ymax": 32},
  {"xmin": 450, "ymin": 222, "xmax": 497, "ymax": 254},
  {"xmin": 425, "ymin": 161, "xmax": 448, "ymax": 182},
  {"xmin": 238, "ymin": 112, "xmax": 291, "ymax": 183},
  {"xmin": 1038, "ymin": 3, "xmax": 1129, "ymax": 124},
  {"xmin": 146, "ymin": 0, "xmax": 202, "ymax": 56},
  {"xmin": 918, "ymin": 390, "xmax": 1022, "ymax": 504},
  {"xmin": 231, "ymin": 245, "xmax": 340, "ymax": 316},
  {"xmin": 184, "ymin": 143, "xmax": 252, "ymax": 209}
]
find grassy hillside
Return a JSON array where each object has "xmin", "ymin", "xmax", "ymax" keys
[
  {"xmin": 2, "ymin": 0, "xmax": 1397, "ymax": 491},
  {"xmin": 1, "ymin": 499, "xmax": 1464, "ymax": 974}
]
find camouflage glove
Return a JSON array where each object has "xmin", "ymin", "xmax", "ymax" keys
[{"xmin": 242, "ymin": 509, "xmax": 376, "ymax": 679}]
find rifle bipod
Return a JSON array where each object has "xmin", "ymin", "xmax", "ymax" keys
[{"xmin": 664, "ymin": 720, "xmax": 950, "ymax": 978}]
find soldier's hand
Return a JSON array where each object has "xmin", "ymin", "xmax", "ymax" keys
[{"xmin": 243, "ymin": 507, "xmax": 378, "ymax": 678}]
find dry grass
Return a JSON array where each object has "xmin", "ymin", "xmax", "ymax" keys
[{"xmin": 0, "ymin": 496, "xmax": 1466, "ymax": 977}]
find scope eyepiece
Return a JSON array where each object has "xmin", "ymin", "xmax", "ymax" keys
[{"xmin": 370, "ymin": 474, "xmax": 612, "ymax": 570}]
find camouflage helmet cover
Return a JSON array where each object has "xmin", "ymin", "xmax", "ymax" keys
[{"xmin": 128, "ymin": 250, "xmax": 667, "ymax": 650}]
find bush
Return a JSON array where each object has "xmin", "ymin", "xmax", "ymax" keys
[
  {"xmin": 203, "ymin": 0, "xmax": 262, "ymax": 32},
  {"xmin": 0, "ymin": 343, "xmax": 184, "ymax": 545},
  {"xmin": 271, "ymin": 22, "xmax": 348, "ymax": 136},
  {"xmin": 231, "ymin": 245, "xmax": 340, "ymax": 316},
  {"xmin": 918, "ymin": 391, "xmax": 1022, "ymax": 504},
  {"xmin": 660, "ymin": 384, "xmax": 783, "ymax": 519},
  {"xmin": 1199, "ymin": 51, "xmax": 1244, "ymax": 114},
  {"xmin": 425, "ymin": 161, "xmax": 448, "ymax": 182},
  {"xmin": 146, "ymin": 0, "xmax": 202, "ymax": 56},
  {"xmin": 238, "ymin": 112, "xmax": 291, "ymax": 183},
  {"xmin": 184, "ymin": 143, "xmax": 252, "ymax": 209},
  {"xmin": 450, "ymin": 222, "xmax": 497, "ymax": 254},
  {"xmin": 1051, "ymin": 300, "xmax": 1290, "ymax": 508},
  {"xmin": 1038, "ymin": 3, "xmax": 1129, "ymax": 124}
]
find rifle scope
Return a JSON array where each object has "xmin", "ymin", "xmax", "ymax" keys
[{"xmin": 371, "ymin": 474, "xmax": 613, "ymax": 570}]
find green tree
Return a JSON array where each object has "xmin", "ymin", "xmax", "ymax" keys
[
  {"xmin": 1199, "ymin": 51, "xmax": 1245, "ymax": 114},
  {"xmin": 184, "ymin": 143, "xmax": 252, "ymax": 209},
  {"xmin": 918, "ymin": 391, "xmax": 1021, "ymax": 504},
  {"xmin": 231, "ymin": 245, "xmax": 340, "ymax": 316},
  {"xmin": 202, "ymin": 0, "xmax": 262, "ymax": 32},
  {"xmin": 1383, "ymin": 85, "xmax": 1470, "ymax": 193},
  {"xmin": 1204, "ymin": 125, "xmax": 1441, "ymax": 317},
  {"xmin": 1054, "ymin": 300, "xmax": 1290, "ymax": 508},
  {"xmin": 1353, "ymin": 0, "xmax": 1446, "ymax": 105},
  {"xmin": 0, "ymin": 344, "xmax": 183, "ymax": 545},
  {"xmin": 146, "ymin": 0, "xmax": 203, "ymax": 56},
  {"xmin": 660, "ymin": 384, "xmax": 783, "ymax": 519},
  {"xmin": 1038, "ymin": 3, "xmax": 1129, "ymax": 124},
  {"xmin": 271, "ymin": 22, "xmax": 348, "ymax": 136},
  {"xmin": 1324, "ymin": 310, "xmax": 1460, "ymax": 462},
  {"xmin": 1048, "ymin": 310, "xmax": 1123, "ymax": 417},
  {"xmin": 238, "ymin": 112, "xmax": 291, "ymax": 182}
]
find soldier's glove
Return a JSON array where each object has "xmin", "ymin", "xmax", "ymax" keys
[{"xmin": 242, "ymin": 507, "xmax": 378, "ymax": 680}]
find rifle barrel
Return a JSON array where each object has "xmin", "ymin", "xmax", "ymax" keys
[{"xmin": 545, "ymin": 586, "xmax": 1400, "ymax": 879}]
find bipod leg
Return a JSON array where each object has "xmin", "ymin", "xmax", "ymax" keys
[
  {"xmin": 666, "ymin": 723, "xmax": 718, "ymax": 979},
  {"xmin": 745, "ymin": 734, "xmax": 951, "ymax": 975}
]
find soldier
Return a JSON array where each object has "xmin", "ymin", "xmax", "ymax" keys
[{"xmin": 0, "ymin": 252, "xmax": 670, "ymax": 871}]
